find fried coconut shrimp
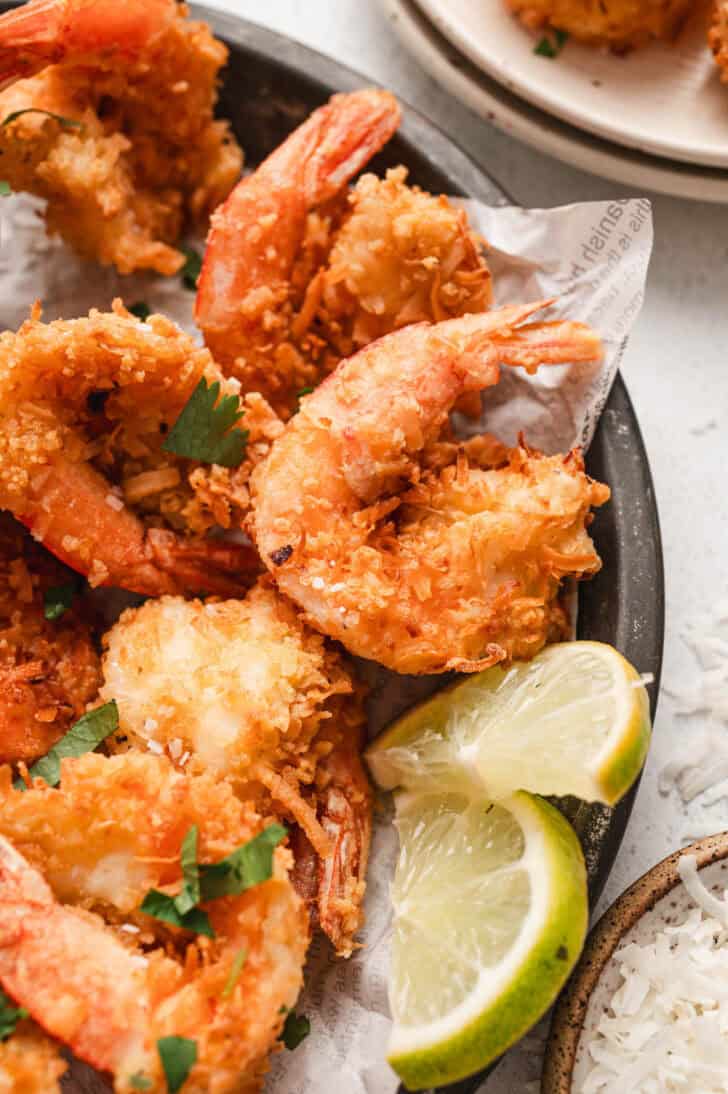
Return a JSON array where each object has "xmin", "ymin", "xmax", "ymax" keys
[
  {"xmin": 506, "ymin": 0, "xmax": 692, "ymax": 48},
  {"xmin": 252, "ymin": 301, "xmax": 610, "ymax": 676},
  {"xmin": 0, "ymin": 0, "xmax": 242, "ymax": 274},
  {"xmin": 101, "ymin": 579, "xmax": 371, "ymax": 956},
  {"xmin": 196, "ymin": 91, "xmax": 491, "ymax": 417},
  {"xmin": 0, "ymin": 513, "xmax": 100, "ymax": 767},
  {"xmin": 0, "ymin": 751, "xmax": 308, "ymax": 1092},
  {"xmin": 0, "ymin": 302, "xmax": 276, "ymax": 597},
  {"xmin": 709, "ymin": 2, "xmax": 728, "ymax": 80},
  {"xmin": 0, "ymin": 1024, "xmax": 66, "ymax": 1094}
]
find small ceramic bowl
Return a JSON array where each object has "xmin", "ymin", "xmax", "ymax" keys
[{"xmin": 541, "ymin": 831, "xmax": 728, "ymax": 1093}]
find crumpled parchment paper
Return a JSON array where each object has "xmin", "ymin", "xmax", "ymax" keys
[{"xmin": 0, "ymin": 194, "xmax": 653, "ymax": 1094}]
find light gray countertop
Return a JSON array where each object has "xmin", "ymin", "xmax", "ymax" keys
[{"xmin": 209, "ymin": 2, "xmax": 728, "ymax": 1089}]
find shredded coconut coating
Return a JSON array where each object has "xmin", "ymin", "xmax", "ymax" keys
[
  {"xmin": 0, "ymin": 2, "xmax": 242, "ymax": 274},
  {"xmin": 0, "ymin": 1025, "xmax": 66, "ymax": 1094},
  {"xmin": 710, "ymin": 2, "xmax": 728, "ymax": 81},
  {"xmin": 506, "ymin": 0, "xmax": 692, "ymax": 48}
]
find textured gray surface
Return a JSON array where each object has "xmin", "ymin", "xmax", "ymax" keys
[{"xmin": 205, "ymin": 2, "xmax": 728, "ymax": 1090}]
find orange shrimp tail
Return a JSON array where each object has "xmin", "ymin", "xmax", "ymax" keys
[
  {"xmin": 0, "ymin": 0, "xmax": 176, "ymax": 90},
  {"xmin": 145, "ymin": 529, "xmax": 262, "ymax": 599}
]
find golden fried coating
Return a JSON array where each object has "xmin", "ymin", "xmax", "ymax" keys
[
  {"xmin": 0, "ymin": 1025, "xmax": 66, "ymax": 1094},
  {"xmin": 709, "ymin": 2, "xmax": 728, "ymax": 79},
  {"xmin": 506, "ymin": 0, "xmax": 692, "ymax": 48},
  {"xmin": 0, "ymin": 1, "xmax": 241, "ymax": 273},
  {"xmin": 101, "ymin": 578, "xmax": 371, "ymax": 955},
  {"xmin": 252, "ymin": 302, "xmax": 608, "ymax": 675},
  {"xmin": 0, "ymin": 752, "xmax": 308, "ymax": 1092},
  {"xmin": 0, "ymin": 513, "xmax": 100, "ymax": 766},
  {"xmin": 0, "ymin": 303, "xmax": 268, "ymax": 596}
]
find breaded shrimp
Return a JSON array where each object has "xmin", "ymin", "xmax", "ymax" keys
[
  {"xmin": 0, "ymin": 302, "xmax": 272, "ymax": 597},
  {"xmin": 196, "ymin": 92, "xmax": 491, "ymax": 418},
  {"xmin": 506, "ymin": 0, "xmax": 692, "ymax": 48},
  {"xmin": 251, "ymin": 301, "xmax": 609, "ymax": 675},
  {"xmin": 0, "ymin": 513, "xmax": 100, "ymax": 766},
  {"xmin": 710, "ymin": 2, "xmax": 728, "ymax": 80},
  {"xmin": 100, "ymin": 579, "xmax": 371, "ymax": 956},
  {"xmin": 0, "ymin": 0, "xmax": 242, "ymax": 274},
  {"xmin": 0, "ymin": 1024, "xmax": 66, "ymax": 1093},
  {"xmin": 0, "ymin": 751, "xmax": 308, "ymax": 1092}
]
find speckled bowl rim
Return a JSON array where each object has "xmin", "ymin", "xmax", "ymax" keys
[{"xmin": 542, "ymin": 831, "xmax": 728, "ymax": 1093}]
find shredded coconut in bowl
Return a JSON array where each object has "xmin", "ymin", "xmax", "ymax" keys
[{"xmin": 581, "ymin": 856, "xmax": 728, "ymax": 1093}]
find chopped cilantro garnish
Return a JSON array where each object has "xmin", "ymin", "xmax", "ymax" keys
[
  {"xmin": 14, "ymin": 701, "xmax": 118, "ymax": 789},
  {"xmin": 0, "ymin": 989, "xmax": 27, "ymax": 1041},
  {"xmin": 1, "ymin": 108, "xmax": 83, "ymax": 130},
  {"xmin": 534, "ymin": 28, "xmax": 569, "ymax": 57},
  {"xmin": 129, "ymin": 301, "xmax": 151, "ymax": 322},
  {"xmin": 129, "ymin": 1074, "xmax": 152, "ymax": 1092},
  {"xmin": 157, "ymin": 1036, "xmax": 197, "ymax": 1093},
  {"xmin": 198, "ymin": 823, "xmax": 287, "ymax": 901},
  {"xmin": 180, "ymin": 246, "xmax": 202, "ymax": 291},
  {"xmin": 280, "ymin": 1011, "xmax": 310, "ymax": 1051},
  {"xmin": 0, "ymin": 181, "xmax": 10, "ymax": 196},
  {"xmin": 162, "ymin": 377, "xmax": 248, "ymax": 467},
  {"xmin": 43, "ymin": 582, "xmax": 76, "ymax": 621},
  {"xmin": 221, "ymin": 947, "xmax": 247, "ymax": 998},
  {"xmin": 140, "ymin": 823, "xmax": 286, "ymax": 938},
  {"xmin": 294, "ymin": 386, "xmax": 315, "ymax": 414}
]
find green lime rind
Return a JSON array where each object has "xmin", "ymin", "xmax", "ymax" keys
[
  {"xmin": 388, "ymin": 792, "xmax": 588, "ymax": 1092},
  {"xmin": 593, "ymin": 657, "xmax": 652, "ymax": 805}
]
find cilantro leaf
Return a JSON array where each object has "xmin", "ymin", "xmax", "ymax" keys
[
  {"xmin": 162, "ymin": 377, "xmax": 248, "ymax": 468},
  {"xmin": 129, "ymin": 301, "xmax": 151, "ymax": 322},
  {"xmin": 180, "ymin": 246, "xmax": 202, "ymax": 291},
  {"xmin": 157, "ymin": 1036, "xmax": 197, "ymax": 1093},
  {"xmin": 534, "ymin": 28, "xmax": 568, "ymax": 57},
  {"xmin": 15, "ymin": 701, "xmax": 119, "ymax": 789},
  {"xmin": 1, "ymin": 108, "xmax": 83, "ymax": 130},
  {"xmin": 199, "ymin": 823, "xmax": 287, "ymax": 901},
  {"xmin": 0, "ymin": 989, "xmax": 27, "ymax": 1041},
  {"xmin": 139, "ymin": 890, "xmax": 214, "ymax": 938},
  {"xmin": 0, "ymin": 181, "xmax": 10, "ymax": 196},
  {"xmin": 176, "ymin": 825, "xmax": 201, "ymax": 914},
  {"xmin": 280, "ymin": 1011, "xmax": 310, "ymax": 1051},
  {"xmin": 221, "ymin": 947, "xmax": 247, "ymax": 998},
  {"xmin": 129, "ymin": 1074, "xmax": 152, "ymax": 1091},
  {"xmin": 43, "ymin": 582, "xmax": 76, "ymax": 621}
]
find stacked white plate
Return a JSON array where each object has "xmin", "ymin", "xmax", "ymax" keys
[{"xmin": 379, "ymin": 0, "xmax": 728, "ymax": 202}]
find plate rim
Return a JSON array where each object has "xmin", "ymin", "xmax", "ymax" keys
[{"xmin": 378, "ymin": 0, "xmax": 728, "ymax": 203}]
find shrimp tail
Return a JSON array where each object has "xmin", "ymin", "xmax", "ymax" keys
[{"xmin": 0, "ymin": 0, "xmax": 175, "ymax": 90}]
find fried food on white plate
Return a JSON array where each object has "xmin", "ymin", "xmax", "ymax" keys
[
  {"xmin": 0, "ymin": 302, "xmax": 279, "ymax": 597},
  {"xmin": 709, "ymin": 2, "xmax": 728, "ymax": 80},
  {"xmin": 101, "ymin": 578, "xmax": 371, "ymax": 956},
  {"xmin": 0, "ymin": 751, "xmax": 308, "ymax": 1093},
  {"xmin": 506, "ymin": 0, "xmax": 692, "ymax": 48},
  {"xmin": 196, "ymin": 91, "xmax": 492, "ymax": 418},
  {"xmin": 0, "ymin": 0, "xmax": 242, "ymax": 274},
  {"xmin": 0, "ymin": 513, "xmax": 100, "ymax": 768},
  {"xmin": 251, "ymin": 301, "xmax": 609, "ymax": 676},
  {"xmin": 0, "ymin": 1023, "xmax": 66, "ymax": 1094}
]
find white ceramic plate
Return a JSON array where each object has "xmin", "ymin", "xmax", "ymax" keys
[
  {"xmin": 415, "ymin": 0, "xmax": 728, "ymax": 168},
  {"xmin": 380, "ymin": 0, "xmax": 728, "ymax": 203}
]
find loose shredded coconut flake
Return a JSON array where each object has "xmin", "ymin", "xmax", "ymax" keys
[
  {"xmin": 104, "ymin": 492, "xmax": 124, "ymax": 512},
  {"xmin": 581, "ymin": 859, "xmax": 728, "ymax": 1093}
]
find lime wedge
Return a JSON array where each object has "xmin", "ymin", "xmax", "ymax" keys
[
  {"xmin": 367, "ymin": 642, "xmax": 651, "ymax": 806},
  {"xmin": 388, "ymin": 789, "xmax": 587, "ymax": 1090}
]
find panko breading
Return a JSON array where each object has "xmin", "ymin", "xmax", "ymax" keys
[
  {"xmin": 0, "ymin": 303, "xmax": 272, "ymax": 596},
  {"xmin": 506, "ymin": 0, "xmax": 692, "ymax": 48},
  {"xmin": 0, "ymin": 513, "xmax": 100, "ymax": 766},
  {"xmin": 101, "ymin": 578, "xmax": 371, "ymax": 956},
  {"xmin": 252, "ymin": 302, "xmax": 609, "ymax": 675},
  {"xmin": 0, "ymin": 1026, "xmax": 66, "ymax": 1094},
  {"xmin": 0, "ymin": 751, "xmax": 308, "ymax": 1093},
  {"xmin": 709, "ymin": 2, "xmax": 728, "ymax": 80},
  {"xmin": 0, "ymin": 0, "xmax": 242, "ymax": 274},
  {"xmin": 196, "ymin": 92, "xmax": 491, "ymax": 418}
]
